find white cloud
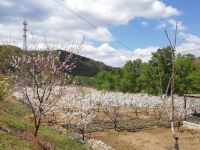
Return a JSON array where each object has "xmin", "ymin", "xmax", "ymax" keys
[
  {"xmin": 168, "ymin": 19, "xmax": 187, "ymax": 30},
  {"xmin": 0, "ymin": 0, "xmax": 180, "ymax": 44},
  {"xmin": 64, "ymin": 0, "xmax": 180, "ymax": 25},
  {"xmin": 141, "ymin": 21, "xmax": 148, "ymax": 27},
  {"xmin": 74, "ymin": 27, "xmax": 113, "ymax": 42},
  {"xmin": 131, "ymin": 47, "xmax": 159, "ymax": 62},
  {"xmin": 80, "ymin": 43, "xmax": 158, "ymax": 67},
  {"xmin": 81, "ymin": 43, "xmax": 132, "ymax": 67},
  {"xmin": 176, "ymin": 32, "xmax": 200, "ymax": 56},
  {"xmin": 156, "ymin": 22, "xmax": 166, "ymax": 29},
  {"xmin": 0, "ymin": 0, "xmax": 183, "ymax": 66}
]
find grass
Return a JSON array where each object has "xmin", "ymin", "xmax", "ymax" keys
[
  {"xmin": 39, "ymin": 126, "xmax": 88, "ymax": 149},
  {"xmin": 0, "ymin": 99, "xmax": 33, "ymax": 132},
  {"xmin": 0, "ymin": 99, "xmax": 88, "ymax": 150},
  {"xmin": 0, "ymin": 131, "xmax": 32, "ymax": 150}
]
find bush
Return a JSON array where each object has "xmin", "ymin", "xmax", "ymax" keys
[
  {"xmin": 0, "ymin": 81, "xmax": 5, "ymax": 101},
  {"xmin": 0, "ymin": 76, "xmax": 10, "ymax": 101}
]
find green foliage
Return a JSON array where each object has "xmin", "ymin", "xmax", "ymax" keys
[
  {"xmin": 39, "ymin": 127, "xmax": 87, "ymax": 150},
  {"xmin": 0, "ymin": 82, "xmax": 5, "ymax": 101},
  {"xmin": 0, "ymin": 45, "xmax": 22, "ymax": 74},
  {"xmin": 176, "ymin": 55, "xmax": 194, "ymax": 94},
  {"xmin": 0, "ymin": 75, "xmax": 12, "ymax": 101},
  {"xmin": 186, "ymin": 59, "xmax": 200, "ymax": 93},
  {"xmin": 149, "ymin": 47, "xmax": 172, "ymax": 95},
  {"xmin": 94, "ymin": 47, "xmax": 200, "ymax": 95},
  {"xmin": 93, "ymin": 71, "xmax": 115, "ymax": 91},
  {"xmin": 0, "ymin": 131, "xmax": 32, "ymax": 150},
  {"xmin": 137, "ymin": 63, "xmax": 156, "ymax": 94}
]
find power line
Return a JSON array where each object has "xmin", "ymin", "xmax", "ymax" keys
[
  {"xmin": 55, "ymin": 0, "xmax": 165, "ymax": 49},
  {"xmin": 178, "ymin": 49, "xmax": 200, "ymax": 53},
  {"xmin": 54, "ymin": 0, "xmax": 132, "ymax": 50}
]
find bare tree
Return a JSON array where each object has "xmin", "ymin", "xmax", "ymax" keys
[
  {"xmin": 152, "ymin": 104, "xmax": 164, "ymax": 127},
  {"xmin": 157, "ymin": 21, "xmax": 180, "ymax": 149}
]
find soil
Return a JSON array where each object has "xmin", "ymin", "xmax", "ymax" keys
[{"xmin": 87, "ymin": 127, "xmax": 200, "ymax": 150}]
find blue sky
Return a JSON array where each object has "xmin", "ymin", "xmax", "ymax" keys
[
  {"xmin": 110, "ymin": 0, "xmax": 200, "ymax": 49},
  {"xmin": 0, "ymin": 0, "xmax": 200, "ymax": 66}
]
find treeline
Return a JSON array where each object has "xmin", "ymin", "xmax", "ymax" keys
[{"xmin": 93, "ymin": 47, "xmax": 200, "ymax": 95}]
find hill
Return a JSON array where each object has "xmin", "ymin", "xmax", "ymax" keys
[
  {"xmin": 0, "ymin": 45, "xmax": 114, "ymax": 77},
  {"xmin": 0, "ymin": 97, "xmax": 88, "ymax": 149},
  {"xmin": 59, "ymin": 50, "xmax": 114, "ymax": 77}
]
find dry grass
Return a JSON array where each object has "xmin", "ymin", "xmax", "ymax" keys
[
  {"xmin": 26, "ymin": 106, "xmax": 199, "ymax": 150},
  {"xmin": 87, "ymin": 127, "xmax": 200, "ymax": 150}
]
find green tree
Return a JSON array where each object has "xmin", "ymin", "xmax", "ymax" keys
[
  {"xmin": 137, "ymin": 63, "xmax": 157, "ymax": 94},
  {"xmin": 175, "ymin": 54, "xmax": 194, "ymax": 94},
  {"xmin": 113, "ymin": 68, "xmax": 122, "ymax": 91},
  {"xmin": 94, "ymin": 71, "xmax": 115, "ymax": 91},
  {"xmin": 149, "ymin": 47, "xmax": 172, "ymax": 95},
  {"xmin": 187, "ymin": 59, "xmax": 200, "ymax": 93}
]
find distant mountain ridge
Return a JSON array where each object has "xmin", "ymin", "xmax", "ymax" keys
[{"xmin": 0, "ymin": 45, "xmax": 114, "ymax": 77}]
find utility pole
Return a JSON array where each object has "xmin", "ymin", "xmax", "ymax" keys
[
  {"xmin": 23, "ymin": 20, "xmax": 35, "ymax": 98},
  {"xmin": 23, "ymin": 20, "xmax": 28, "ymax": 51}
]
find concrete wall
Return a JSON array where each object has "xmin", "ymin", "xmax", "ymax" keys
[{"xmin": 183, "ymin": 121, "xmax": 200, "ymax": 130}]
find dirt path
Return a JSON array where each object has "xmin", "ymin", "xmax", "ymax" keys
[{"xmin": 87, "ymin": 127, "xmax": 200, "ymax": 150}]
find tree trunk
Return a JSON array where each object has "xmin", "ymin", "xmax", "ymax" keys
[
  {"xmin": 172, "ymin": 136, "xmax": 179, "ymax": 150},
  {"xmin": 114, "ymin": 119, "xmax": 117, "ymax": 131},
  {"xmin": 66, "ymin": 124, "xmax": 69, "ymax": 134},
  {"xmin": 177, "ymin": 121, "xmax": 180, "ymax": 131},
  {"xmin": 34, "ymin": 116, "xmax": 41, "ymax": 137},
  {"xmin": 145, "ymin": 108, "xmax": 149, "ymax": 116},
  {"xmin": 171, "ymin": 122, "xmax": 179, "ymax": 150},
  {"xmin": 80, "ymin": 129, "xmax": 85, "ymax": 140},
  {"xmin": 135, "ymin": 109, "xmax": 138, "ymax": 116}
]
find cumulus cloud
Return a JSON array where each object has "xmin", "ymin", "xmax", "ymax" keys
[
  {"xmin": 168, "ymin": 19, "xmax": 187, "ymax": 30},
  {"xmin": 80, "ymin": 43, "xmax": 158, "ymax": 67},
  {"xmin": 156, "ymin": 22, "xmax": 166, "ymax": 29},
  {"xmin": 74, "ymin": 27, "xmax": 113, "ymax": 42},
  {"xmin": 176, "ymin": 32, "xmax": 200, "ymax": 56},
  {"xmin": 0, "ymin": 0, "xmax": 182, "ymax": 66},
  {"xmin": 64, "ymin": 0, "xmax": 180, "ymax": 25},
  {"xmin": 0, "ymin": 0, "xmax": 180, "ymax": 43},
  {"xmin": 131, "ymin": 47, "xmax": 159, "ymax": 62}
]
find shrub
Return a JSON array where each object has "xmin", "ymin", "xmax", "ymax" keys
[
  {"xmin": 0, "ymin": 80, "xmax": 5, "ymax": 101},
  {"xmin": 0, "ymin": 75, "xmax": 11, "ymax": 101}
]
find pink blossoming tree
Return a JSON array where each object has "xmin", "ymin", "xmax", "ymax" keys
[{"xmin": 11, "ymin": 46, "xmax": 80, "ymax": 137}]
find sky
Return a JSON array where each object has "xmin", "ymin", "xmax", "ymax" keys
[{"xmin": 0, "ymin": 0, "xmax": 200, "ymax": 67}]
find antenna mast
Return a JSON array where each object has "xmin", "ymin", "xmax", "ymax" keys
[{"xmin": 23, "ymin": 20, "xmax": 28, "ymax": 51}]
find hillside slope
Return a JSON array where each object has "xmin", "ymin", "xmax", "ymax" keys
[
  {"xmin": 0, "ymin": 45, "xmax": 114, "ymax": 77},
  {"xmin": 0, "ymin": 98, "xmax": 88, "ymax": 150}
]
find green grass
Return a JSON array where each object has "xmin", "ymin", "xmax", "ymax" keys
[
  {"xmin": 0, "ymin": 100, "xmax": 33, "ymax": 132},
  {"xmin": 107, "ymin": 131, "xmax": 120, "ymax": 138},
  {"xmin": 0, "ymin": 131, "xmax": 32, "ymax": 150},
  {"xmin": 0, "ymin": 100, "xmax": 30, "ymax": 116},
  {"xmin": 39, "ymin": 126, "xmax": 88, "ymax": 150},
  {"xmin": 0, "ymin": 99, "xmax": 88, "ymax": 150}
]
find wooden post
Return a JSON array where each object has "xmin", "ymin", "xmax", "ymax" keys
[{"xmin": 184, "ymin": 95, "xmax": 187, "ymax": 121}]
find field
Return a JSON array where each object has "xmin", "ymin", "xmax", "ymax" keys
[
  {"xmin": 10, "ymin": 86, "xmax": 200, "ymax": 149},
  {"xmin": 88, "ymin": 127, "xmax": 200, "ymax": 150}
]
